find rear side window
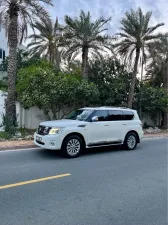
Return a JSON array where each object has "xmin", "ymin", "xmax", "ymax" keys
[
  {"xmin": 123, "ymin": 111, "xmax": 134, "ymax": 120},
  {"xmin": 93, "ymin": 110, "xmax": 108, "ymax": 121},
  {"xmin": 0, "ymin": 49, "xmax": 2, "ymax": 59},
  {"xmin": 107, "ymin": 110, "xmax": 124, "ymax": 121},
  {"xmin": 3, "ymin": 50, "xmax": 5, "ymax": 59}
]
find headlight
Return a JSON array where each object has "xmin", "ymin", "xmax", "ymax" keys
[{"xmin": 49, "ymin": 128, "xmax": 64, "ymax": 135}]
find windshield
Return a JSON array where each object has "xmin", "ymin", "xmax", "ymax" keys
[{"xmin": 65, "ymin": 109, "xmax": 93, "ymax": 121}]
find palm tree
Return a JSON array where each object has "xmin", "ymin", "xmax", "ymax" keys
[
  {"xmin": 0, "ymin": 0, "xmax": 52, "ymax": 126},
  {"xmin": 146, "ymin": 34, "xmax": 168, "ymax": 127},
  {"xmin": 27, "ymin": 16, "xmax": 63, "ymax": 70},
  {"xmin": 114, "ymin": 7, "xmax": 164, "ymax": 108},
  {"xmin": 146, "ymin": 35, "xmax": 168, "ymax": 86},
  {"xmin": 63, "ymin": 10, "xmax": 111, "ymax": 80}
]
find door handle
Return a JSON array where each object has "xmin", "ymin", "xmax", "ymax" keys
[
  {"xmin": 104, "ymin": 124, "xmax": 109, "ymax": 126},
  {"xmin": 122, "ymin": 123, "xmax": 127, "ymax": 125}
]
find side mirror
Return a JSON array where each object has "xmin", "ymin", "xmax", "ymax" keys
[{"xmin": 91, "ymin": 116, "xmax": 98, "ymax": 122}]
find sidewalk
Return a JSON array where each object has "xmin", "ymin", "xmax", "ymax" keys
[
  {"xmin": 144, "ymin": 132, "xmax": 168, "ymax": 138},
  {"xmin": 0, "ymin": 133, "xmax": 167, "ymax": 151},
  {"xmin": 0, "ymin": 140, "xmax": 36, "ymax": 150}
]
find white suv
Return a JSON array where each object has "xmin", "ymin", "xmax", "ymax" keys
[{"xmin": 34, "ymin": 107, "xmax": 144, "ymax": 158}]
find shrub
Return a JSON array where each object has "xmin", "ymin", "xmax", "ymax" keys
[{"xmin": 17, "ymin": 64, "xmax": 99, "ymax": 119}]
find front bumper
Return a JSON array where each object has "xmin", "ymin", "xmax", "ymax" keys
[{"xmin": 34, "ymin": 132, "xmax": 62, "ymax": 150}]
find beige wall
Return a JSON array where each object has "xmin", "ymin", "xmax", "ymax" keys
[
  {"xmin": 17, "ymin": 104, "xmax": 160, "ymax": 129},
  {"xmin": 0, "ymin": 91, "xmax": 162, "ymax": 129},
  {"xmin": 0, "ymin": 91, "xmax": 7, "ymax": 125},
  {"xmin": 17, "ymin": 103, "xmax": 47, "ymax": 129},
  {"xmin": 16, "ymin": 103, "xmax": 70, "ymax": 129}
]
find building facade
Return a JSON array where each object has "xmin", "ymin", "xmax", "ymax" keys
[
  {"xmin": 0, "ymin": 26, "xmax": 8, "ymax": 61},
  {"xmin": 0, "ymin": 25, "xmax": 27, "ymax": 80},
  {"xmin": 0, "ymin": 26, "xmax": 8, "ymax": 79}
]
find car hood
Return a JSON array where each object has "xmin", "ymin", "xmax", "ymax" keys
[{"xmin": 40, "ymin": 119, "xmax": 88, "ymax": 128}]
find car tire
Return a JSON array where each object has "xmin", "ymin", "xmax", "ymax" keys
[
  {"xmin": 124, "ymin": 132, "xmax": 138, "ymax": 150},
  {"xmin": 61, "ymin": 135, "xmax": 84, "ymax": 158}
]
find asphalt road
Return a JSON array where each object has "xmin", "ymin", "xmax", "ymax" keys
[{"xmin": 0, "ymin": 138, "xmax": 167, "ymax": 225}]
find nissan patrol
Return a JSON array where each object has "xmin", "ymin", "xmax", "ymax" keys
[{"xmin": 34, "ymin": 107, "xmax": 144, "ymax": 158}]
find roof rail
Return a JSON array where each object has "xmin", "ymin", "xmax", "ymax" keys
[
  {"xmin": 118, "ymin": 107, "xmax": 129, "ymax": 109},
  {"xmin": 100, "ymin": 106, "xmax": 130, "ymax": 109},
  {"xmin": 100, "ymin": 106, "xmax": 117, "ymax": 108}
]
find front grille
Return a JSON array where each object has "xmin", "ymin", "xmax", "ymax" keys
[{"xmin": 37, "ymin": 125, "xmax": 51, "ymax": 136}]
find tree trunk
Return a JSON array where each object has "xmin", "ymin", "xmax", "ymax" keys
[
  {"xmin": 127, "ymin": 48, "xmax": 140, "ymax": 108},
  {"xmin": 162, "ymin": 57, "xmax": 168, "ymax": 128},
  {"xmin": 49, "ymin": 43, "xmax": 52, "ymax": 63},
  {"xmin": 6, "ymin": 15, "xmax": 18, "ymax": 126},
  {"xmin": 139, "ymin": 47, "xmax": 144, "ymax": 118},
  {"xmin": 82, "ymin": 46, "xmax": 88, "ymax": 80},
  {"xmin": 55, "ymin": 49, "xmax": 61, "ymax": 72},
  {"xmin": 162, "ymin": 111, "xmax": 168, "ymax": 128}
]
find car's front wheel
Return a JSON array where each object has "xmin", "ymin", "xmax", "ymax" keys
[
  {"xmin": 61, "ymin": 135, "xmax": 84, "ymax": 158},
  {"xmin": 124, "ymin": 132, "xmax": 138, "ymax": 150}
]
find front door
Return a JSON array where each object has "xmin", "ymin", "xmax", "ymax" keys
[{"xmin": 87, "ymin": 110, "xmax": 111, "ymax": 146}]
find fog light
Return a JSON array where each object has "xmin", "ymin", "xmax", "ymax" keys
[{"xmin": 50, "ymin": 141, "xmax": 55, "ymax": 146}]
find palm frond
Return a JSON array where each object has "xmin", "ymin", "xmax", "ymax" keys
[
  {"xmin": 114, "ymin": 7, "xmax": 164, "ymax": 68},
  {"xmin": 26, "ymin": 15, "xmax": 63, "ymax": 66},
  {"xmin": 146, "ymin": 23, "xmax": 164, "ymax": 35},
  {"xmin": 27, "ymin": 40, "xmax": 45, "ymax": 48},
  {"xmin": 28, "ymin": 1, "xmax": 51, "ymax": 19},
  {"xmin": 145, "ymin": 34, "xmax": 168, "ymax": 86},
  {"xmin": 63, "ymin": 10, "xmax": 111, "ymax": 69},
  {"xmin": 142, "ymin": 11, "xmax": 152, "ymax": 34},
  {"xmin": 0, "ymin": 0, "xmax": 53, "ymax": 44},
  {"xmin": 143, "ymin": 33, "xmax": 164, "ymax": 41}
]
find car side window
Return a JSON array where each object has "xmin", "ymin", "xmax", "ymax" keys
[
  {"xmin": 107, "ymin": 110, "xmax": 124, "ymax": 121},
  {"xmin": 123, "ymin": 111, "xmax": 134, "ymax": 120},
  {"xmin": 93, "ymin": 110, "xmax": 108, "ymax": 121}
]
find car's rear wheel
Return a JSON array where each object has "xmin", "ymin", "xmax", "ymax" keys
[
  {"xmin": 124, "ymin": 132, "xmax": 138, "ymax": 150},
  {"xmin": 61, "ymin": 135, "xmax": 84, "ymax": 158}
]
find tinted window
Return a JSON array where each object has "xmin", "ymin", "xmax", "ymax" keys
[
  {"xmin": 0, "ymin": 49, "xmax": 2, "ymax": 59},
  {"xmin": 3, "ymin": 50, "xmax": 5, "ymax": 59},
  {"xmin": 65, "ymin": 109, "xmax": 93, "ymax": 121},
  {"xmin": 123, "ymin": 111, "xmax": 134, "ymax": 120},
  {"xmin": 93, "ymin": 110, "xmax": 108, "ymax": 121},
  {"xmin": 107, "ymin": 110, "xmax": 124, "ymax": 121}
]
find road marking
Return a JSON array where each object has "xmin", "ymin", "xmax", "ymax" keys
[{"xmin": 0, "ymin": 173, "xmax": 71, "ymax": 190}]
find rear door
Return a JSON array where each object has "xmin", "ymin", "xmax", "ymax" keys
[
  {"xmin": 107, "ymin": 110, "xmax": 125, "ymax": 143},
  {"xmin": 122, "ymin": 110, "xmax": 140, "ymax": 133}
]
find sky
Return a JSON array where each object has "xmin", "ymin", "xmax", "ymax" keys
[
  {"xmin": 43, "ymin": 0, "xmax": 168, "ymax": 35},
  {"xmin": 36, "ymin": 0, "xmax": 167, "ymax": 78},
  {"xmin": 25, "ymin": 0, "xmax": 168, "ymax": 45}
]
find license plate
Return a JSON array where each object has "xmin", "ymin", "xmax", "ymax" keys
[{"xmin": 36, "ymin": 136, "xmax": 42, "ymax": 142}]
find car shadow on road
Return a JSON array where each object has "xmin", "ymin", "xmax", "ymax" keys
[
  {"xmin": 35, "ymin": 145, "xmax": 127, "ymax": 160},
  {"xmin": 82, "ymin": 145, "xmax": 126, "ymax": 156},
  {"xmin": 34, "ymin": 149, "xmax": 63, "ymax": 160}
]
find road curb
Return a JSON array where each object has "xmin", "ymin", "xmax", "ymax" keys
[
  {"xmin": 0, "ymin": 145, "xmax": 37, "ymax": 151},
  {"xmin": 0, "ymin": 135, "xmax": 167, "ymax": 151},
  {"xmin": 143, "ymin": 135, "xmax": 167, "ymax": 139}
]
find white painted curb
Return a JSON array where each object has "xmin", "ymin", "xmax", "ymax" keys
[{"xmin": 0, "ymin": 148, "xmax": 40, "ymax": 153}]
